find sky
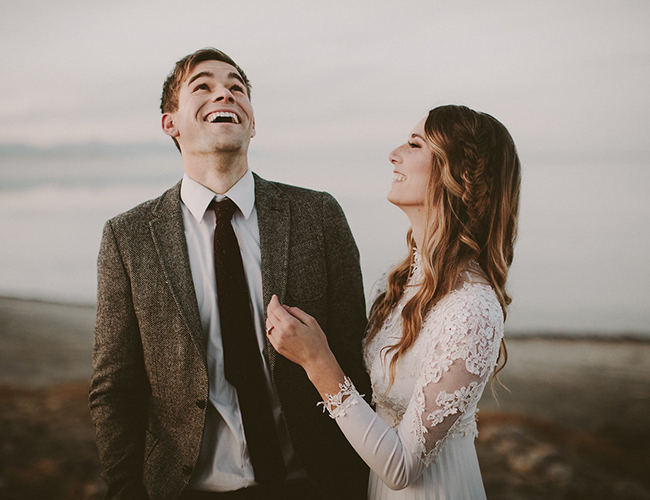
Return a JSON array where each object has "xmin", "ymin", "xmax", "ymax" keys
[
  {"xmin": 2, "ymin": 0, "xmax": 649, "ymax": 159},
  {"xmin": 1, "ymin": 0, "xmax": 649, "ymax": 333}
]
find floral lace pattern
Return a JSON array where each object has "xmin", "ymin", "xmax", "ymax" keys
[
  {"xmin": 427, "ymin": 382, "xmax": 482, "ymax": 426},
  {"xmin": 364, "ymin": 255, "xmax": 503, "ymax": 466},
  {"xmin": 318, "ymin": 377, "xmax": 364, "ymax": 419}
]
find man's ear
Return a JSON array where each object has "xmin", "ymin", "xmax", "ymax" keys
[
  {"xmin": 250, "ymin": 117, "xmax": 256, "ymax": 139},
  {"xmin": 162, "ymin": 113, "xmax": 179, "ymax": 137}
]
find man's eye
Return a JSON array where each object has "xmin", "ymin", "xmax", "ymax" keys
[{"xmin": 231, "ymin": 84, "xmax": 244, "ymax": 93}]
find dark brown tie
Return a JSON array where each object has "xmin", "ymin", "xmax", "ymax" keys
[{"xmin": 212, "ymin": 198, "xmax": 286, "ymax": 485}]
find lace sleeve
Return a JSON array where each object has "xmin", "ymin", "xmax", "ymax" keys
[
  {"xmin": 404, "ymin": 283, "xmax": 503, "ymax": 465},
  {"xmin": 318, "ymin": 284, "xmax": 503, "ymax": 490},
  {"xmin": 318, "ymin": 377, "xmax": 362, "ymax": 419}
]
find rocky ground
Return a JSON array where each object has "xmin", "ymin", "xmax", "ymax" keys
[{"xmin": 1, "ymin": 297, "xmax": 649, "ymax": 499}]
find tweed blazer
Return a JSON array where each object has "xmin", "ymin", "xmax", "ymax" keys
[{"xmin": 89, "ymin": 174, "xmax": 371, "ymax": 500}]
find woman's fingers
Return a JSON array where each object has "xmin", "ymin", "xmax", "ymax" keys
[
  {"xmin": 266, "ymin": 295, "xmax": 323, "ymax": 347},
  {"xmin": 267, "ymin": 295, "xmax": 290, "ymax": 329},
  {"xmin": 268, "ymin": 295, "xmax": 314, "ymax": 328},
  {"xmin": 264, "ymin": 295, "xmax": 330, "ymax": 367},
  {"xmin": 268, "ymin": 295, "xmax": 293, "ymax": 323}
]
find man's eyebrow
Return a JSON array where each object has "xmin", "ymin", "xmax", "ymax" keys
[
  {"xmin": 187, "ymin": 71, "xmax": 213, "ymax": 86},
  {"xmin": 228, "ymin": 72, "xmax": 246, "ymax": 87},
  {"xmin": 186, "ymin": 70, "xmax": 246, "ymax": 90}
]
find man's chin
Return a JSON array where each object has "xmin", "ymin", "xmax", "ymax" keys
[
  {"xmin": 193, "ymin": 141, "xmax": 248, "ymax": 155},
  {"xmin": 214, "ymin": 136, "xmax": 251, "ymax": 152}
]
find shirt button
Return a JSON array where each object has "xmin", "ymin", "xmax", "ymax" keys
[
  {"xmin": 196, "ymin": 399, "xmax": 206, "ymax": 409},
  {"xmin": 182, "ymin": 465, "xmax": 193, "ymax": 476}
]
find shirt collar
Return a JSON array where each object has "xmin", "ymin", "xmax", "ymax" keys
[{"xmin": 181, "ymin": 170, "xmax": 256, "ymax": 223}]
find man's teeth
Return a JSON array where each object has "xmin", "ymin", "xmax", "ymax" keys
[
  {"xmin": 206, "ymin": 111, "xmax": 240, "ymax": 124},
  {"xmin": 393, "ymin": 172, "xmax": 406, "ymax": 182}
]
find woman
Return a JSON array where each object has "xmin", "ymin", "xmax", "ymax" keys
[{"xmin": 266, "ymin": 104, "xmax": 521, "ymax": 499}]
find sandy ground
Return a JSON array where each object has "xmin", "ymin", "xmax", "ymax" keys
[{"xmin": 1, "ymin": 296, "xmax": 649, "ymax": 499}]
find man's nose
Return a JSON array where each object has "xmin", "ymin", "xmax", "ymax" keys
[{"xmin": 211, "ymin": 86, "xmax": 235, "ymax": 103}]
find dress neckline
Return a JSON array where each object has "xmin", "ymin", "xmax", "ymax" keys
[{"xmin": 411, "ymin": 250, "xmax": 488, "ymax": 287}]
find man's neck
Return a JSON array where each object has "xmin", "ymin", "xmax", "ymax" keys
[{"xmin": 182, "ymin": 152, "xmax": 249, "ymax": 194}]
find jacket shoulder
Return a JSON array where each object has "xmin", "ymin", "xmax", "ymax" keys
[
  {"xmin": 254, "ymin": 173, "xmax": 336, "ymax": 207},
  {"xmin": 106, "ymin": 182, "xmax": 180, "ymax": 229}
]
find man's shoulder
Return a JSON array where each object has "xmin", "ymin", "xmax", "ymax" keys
[
  {"xmin": 254, "ymin": 174, "xmax": 335, "ymax": 206},
  {"xmin": 107, "ymin": 181, "xmax": 181, "ymax": 228}
]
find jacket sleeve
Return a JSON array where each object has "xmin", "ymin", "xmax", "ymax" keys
[{"xmin": 88, "ymin": 220, "xmax": 150, "ymax": 499}]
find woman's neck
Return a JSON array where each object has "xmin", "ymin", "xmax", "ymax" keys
[{"xmin": 404, "ymin": 207, "xmax": 427, "ymax": 251}]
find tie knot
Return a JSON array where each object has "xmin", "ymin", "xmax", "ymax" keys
[{"xmin": 212, "ymin": 198, "xmax": 237, "ymax": 222}]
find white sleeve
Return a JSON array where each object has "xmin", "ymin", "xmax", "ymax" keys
[{"xmin": 320, "ymin": 285, "xmax": 503, "ymax": 490}]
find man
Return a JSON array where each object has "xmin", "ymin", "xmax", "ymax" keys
[{"xmin": 89, "ymin": 48, "xmax": 371, "ymax": 500}]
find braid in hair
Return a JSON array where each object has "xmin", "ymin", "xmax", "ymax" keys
[{"xmin": 458, "ymin": 124, "xmax": 485, "ymax": 257}]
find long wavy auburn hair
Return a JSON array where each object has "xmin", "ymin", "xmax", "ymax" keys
[{"xmin": 366, "ymin": 105, "xmax": 521, "ymax": 385}]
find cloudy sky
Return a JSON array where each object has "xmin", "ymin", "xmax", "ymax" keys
[
  {"xmin": 2, "ymin": 0, "xmax": 649, "ymax": 159},
  {"xmin": 1, "ymin": 1, "xmax": 649, "ymax": 332}
]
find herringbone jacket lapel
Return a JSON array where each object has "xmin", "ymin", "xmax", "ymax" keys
[
  {"xmin": 149, "ymin": 181, "xmax": 207, "ymax": 364},
  {"xmin": 254, "ymin": 174, "xmax": 290, "ymax": 371}
]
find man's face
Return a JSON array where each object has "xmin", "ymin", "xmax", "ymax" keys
[{"xmin": 162, "ymin": 60, "xmax": 255, "ymax": 156}]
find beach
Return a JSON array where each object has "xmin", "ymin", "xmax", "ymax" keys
[{"xmin": 1, "ymin": 297, "xmax": 649, "ymax": 499}]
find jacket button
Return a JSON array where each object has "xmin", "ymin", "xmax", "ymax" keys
[
  {"xmin": 182, "ymin": 465, "xmax": 193, "ymax": 476},
  {"xmin": 196, "ymin": 399, "xmax": 206, "ymax": 409}
]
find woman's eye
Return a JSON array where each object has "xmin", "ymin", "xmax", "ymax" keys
[
  {"xmin": 194, "ymin": 83, "xmax": 209, "ymax": 92},
  {"xmin": 408, "ymin": 142, "xmax": 421, "ymax": 149}
]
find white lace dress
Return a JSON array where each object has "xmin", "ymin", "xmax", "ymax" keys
[{"xmin": 321, "ymin": 257, "xmax": 503, "ymax": 499}]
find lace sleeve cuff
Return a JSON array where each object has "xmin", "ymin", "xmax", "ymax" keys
[{"xmin": 317, "ymin": 377, "xmax": 364, "ymax": 419}]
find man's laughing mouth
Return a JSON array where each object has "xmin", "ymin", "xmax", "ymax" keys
[{"xmin": 205, "ymin": 111, "xmax": 240, "ymax": 124}]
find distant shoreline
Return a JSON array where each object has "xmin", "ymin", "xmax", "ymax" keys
[
  {"xmin": 2, "ymin": 294, "xmax": 650, "ymax": 466},
  {"xmin": 0, "ymin": 295, "xmax": 96, "ymax": 309},
  {"xmin": 1, "ymin": 295, "xmax": 648, "ymax": 342}
]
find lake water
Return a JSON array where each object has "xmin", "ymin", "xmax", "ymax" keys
[{"xmin": 1, "ymin": 143, "xmax": 648, "ymax": 336}]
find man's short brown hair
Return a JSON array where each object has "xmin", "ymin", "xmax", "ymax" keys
[{"xmin": 160, "ymin": 47, "xmax": 252, "ymax": 114}]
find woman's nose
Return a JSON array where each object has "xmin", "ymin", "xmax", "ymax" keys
[{"xmin": 389, "ymin": 146, "xmax": 401, "ymax": 164}]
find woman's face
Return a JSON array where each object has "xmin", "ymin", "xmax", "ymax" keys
[{"xmin": 387, "ymin": 118, "xmax": 433, "ymax": 210}]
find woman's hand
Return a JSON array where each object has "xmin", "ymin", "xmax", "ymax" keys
[
  {"xmin": 266, "ymin": 295, "xmax": 350, "ymax": 402},
  {"xmin": 266, "ymin": 295, "xmax": 335, "ymax": 374}
]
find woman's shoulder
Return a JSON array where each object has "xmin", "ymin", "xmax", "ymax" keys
[
  {"xmin": 422, "ymin": 282, "xmax": 504, "ymax": 375},
  {"xmin": 428, "ymin": 279, "xmax": 503, "ymax": 336},
  {"xmin": 449, "ymin": 262, "xmax": 501, "ymax": 314},
  {"xmin": 452, "ymin": 278, "xmax": 500, "ymax": 308}
]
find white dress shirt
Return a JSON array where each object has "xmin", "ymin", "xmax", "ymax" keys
[{"xmin": 180, "ymin": 171, "xmax": 296, "ymax": 491}]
